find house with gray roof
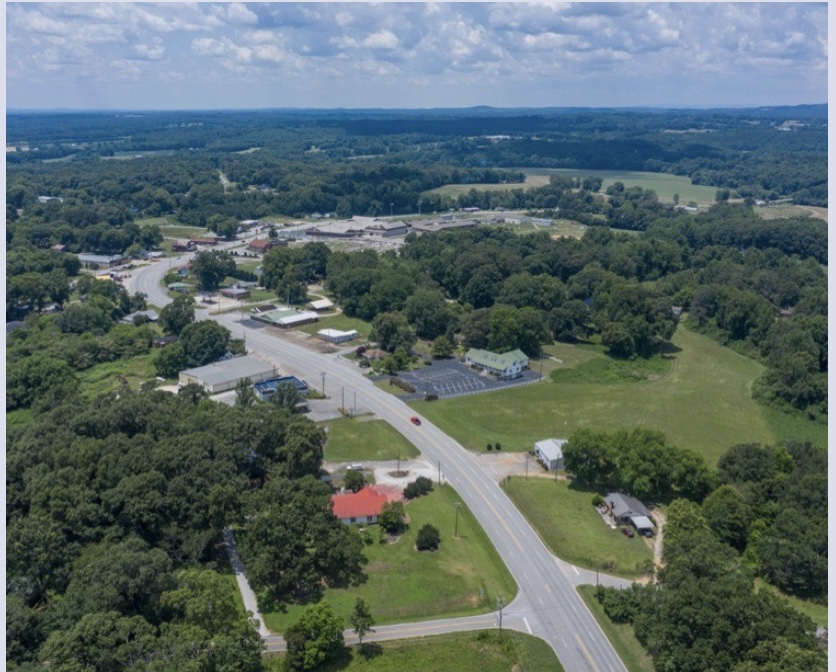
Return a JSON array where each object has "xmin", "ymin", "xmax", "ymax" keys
[
  {"xmin": 464, "ymin": 348, "xmax": 529, "ymax": 380},
  {"xmin": 605, "ymin": 492, "xmax": 655, "ymax": 536}
]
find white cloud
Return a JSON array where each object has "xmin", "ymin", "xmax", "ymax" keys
[
  {"xmin": 6, "ymin": 2, "xmax": 828, "ymax": 109},
  {"xmin": 363, "ymin": 30, "xmax": 399, "ymax": 50}
]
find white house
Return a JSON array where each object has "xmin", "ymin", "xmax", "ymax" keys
[
  {"xmin": 464, "ymin": 348, "xmax": 529, "ymax": 380},
  {"xmin": 534, "ymin": 439, "xmax": 566, "ymax": 471}
]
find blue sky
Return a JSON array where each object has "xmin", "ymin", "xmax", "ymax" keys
[{"xmin": 5, "ymin": 2, "xmax": 828, "ymax": 110}]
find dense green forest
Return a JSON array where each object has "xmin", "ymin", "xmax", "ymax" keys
[{"xmin": 7, "ymin": 106, "xmax": 827, "ymax": 211}]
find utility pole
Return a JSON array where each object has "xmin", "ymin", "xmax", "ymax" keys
[
  {"xmin": 353, "ymin": 390, "xmax": 356, "ymax": 417},
  {"xmin": 321, "ymin": 372, "xmax": 326, "ymax": 396},
  {"xmin": 526, "ymin": 453, "xmax": 529, "ymax": 481},
  {"xmin": 497, "ymin": 595, "xmax": 506, "ymax": 638},
  {"xmin": 341, "ymin": 386, "xmax": 345, "ymax": 414}
]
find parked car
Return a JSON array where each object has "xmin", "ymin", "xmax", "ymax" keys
[
  {"xmin": 410, "ymin": 416, "xmax": 421, "ymax": 426},
  {"xmin": 620, "ymin": 527, "xmax": 635, "ymax": 538},
  {"xmin": 347, "ymin": 464, "xmax": 364, "ymax": 471}
]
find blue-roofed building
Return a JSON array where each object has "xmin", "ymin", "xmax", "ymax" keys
[{"xmin": 254, "ymin": 376, "xmax": 309, "ymax": 401}]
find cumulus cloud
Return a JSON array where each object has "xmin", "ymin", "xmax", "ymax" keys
[{"xmin": 6, "ymin": 2, "xmax": 828, "ymax": 109}]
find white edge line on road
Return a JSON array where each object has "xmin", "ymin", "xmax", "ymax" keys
[
  {"xmin": 573, "ymin": 565, "xmax": 580, "ymax": 575},
  {"xmin": 523, "ymin": 617, "xmax": 532, "ymax": 634}
]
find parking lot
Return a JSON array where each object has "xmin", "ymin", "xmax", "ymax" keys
[{"xmin": 397, "ymin": 359, "xmax": 541, "ymax": 399}]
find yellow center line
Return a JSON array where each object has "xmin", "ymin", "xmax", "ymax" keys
[{"xmin": 575, "ymin": 633, "xmax": 602, "ymax": 672}]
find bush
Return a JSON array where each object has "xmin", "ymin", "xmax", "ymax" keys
[
  {"xmin": 486, "ymin": 443, "xmax": 493, "ymax": 451},
  {"xmin": 494, "ymin": 442, "xmax": 501, "ymax": 451},
  {"xmin": 416, "ymin": 524, "xmax": 440, "ymax": 551},
  {"xmin": 404, "ymin": 476, "xmax": 434, "ymax": 500},
  {"xmin": 592, "ymin": 494, "xmax": 605, "ymax": 507},
  {"xmin": 389, "ymin": 377, "xmax": 416, "ymax": 393}
]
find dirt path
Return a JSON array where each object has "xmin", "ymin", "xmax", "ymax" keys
[
  {"xmin": 218, "ymin": 171, "xmax": 232, "ymax": 190},
  {"xmin": 652, "ymin": 508, "xmax": 666, "ymax": 580}
]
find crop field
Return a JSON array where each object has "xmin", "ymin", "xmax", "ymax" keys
[
  {"xmin": 413, "ymin": 327, "xmax": 776, "ymax": 466},
  {"xmin": 260, "ymin": 485, "xmax": 517, "ymax": 632},
  {"xmin": 503, "ymin": 478, "xmax": 654, "ymax": 577},
  {"xmin": 423, "ymin": 168, "xmax": 718, "ymax": 205}
]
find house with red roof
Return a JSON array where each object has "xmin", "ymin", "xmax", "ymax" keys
[{"xmin": 331, "ymin": 487, "xmax": 391, "ymax": 525}]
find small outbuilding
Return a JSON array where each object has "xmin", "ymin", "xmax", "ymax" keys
[
  {"xmin": 534, "ymin": 438, "xmax": 566, "ymax": 471},
  {"xmin": 220, "ymin": 287, "xmax": 250, "ymax": 300},
  {"xmin": 308, "ymin": 298, "xmax": 335, "ymax": 312}
]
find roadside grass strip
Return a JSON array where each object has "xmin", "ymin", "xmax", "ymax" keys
[
  {"xmin": 323, "ymin": 418, "xmax": 420, "ymax": 462},
  {"xmin": 264, "ymin": 630, "xmax": 563, "ymax": 672}
]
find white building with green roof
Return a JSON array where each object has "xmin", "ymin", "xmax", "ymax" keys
[{"xmin": 464, "ymin": 348, "xmax": 529, "ymax": 379}]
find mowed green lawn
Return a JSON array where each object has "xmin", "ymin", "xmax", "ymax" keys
[
  {"xmin": 504, "ymin": 478, "xmax": 653, "ymax": 577},
  {"xmin": 323, "ymin": 418, "xmax": 420, "ymax": 462},
  {"xmin": 261, "ymin": 486, "xmax": 516, "ymax": 633},
  {"xmin": 297, "ymin": 314, "xmax": 373, "ymax": 341},
  {"xmin": 264, "ymin": 631, "xmax": 562, "ymax": 672},
  {"xmin": 414, "ymin": 327, "xmax": 775, "ymax": 465}
]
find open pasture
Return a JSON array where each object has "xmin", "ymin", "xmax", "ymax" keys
[
  {"xmin": 414, "ymin": 327, "xmax": 775, "ymax": 466},
  {"xmin": 422, "ymin": 168, "xmax": 718, "ymax": 205}
]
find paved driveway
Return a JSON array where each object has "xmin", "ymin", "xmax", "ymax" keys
[{"xmin": 395, "ymin": 359, "xmax": 541, "ymax": 399}]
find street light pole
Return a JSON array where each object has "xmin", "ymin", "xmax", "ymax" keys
[
  {"xmin": 497, "ymin": 595, "xmax": 506, "ymax": 638},
  {"xmin": 321, "ymin": 372, "xmax": 326, "ymax": 396}
]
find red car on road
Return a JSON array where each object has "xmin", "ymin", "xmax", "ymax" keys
[{"xmin": 410, "ymin": 416, "xmax": 421, "ymax": 426}]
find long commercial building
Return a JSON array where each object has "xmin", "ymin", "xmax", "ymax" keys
[{"xmin": 178, "ymin": 354, "xmax": 277, "ymax": 394}]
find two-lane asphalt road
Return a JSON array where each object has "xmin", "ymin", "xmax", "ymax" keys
[{"xmin": 125, "ymin": 260, "xmax": 630, "ymax": 671}]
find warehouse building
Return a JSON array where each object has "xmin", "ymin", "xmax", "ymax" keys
[
  {"xmin": 178, "ymin": 354, "xmax": 277, "ymax": 394},
  {"xmin": 317, "ymin": 328, "xmax": 358, "ymax": 344}
]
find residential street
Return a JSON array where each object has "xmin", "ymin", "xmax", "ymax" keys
[{"xmin": 126, "ymin": 259, "xmax": 631, "ymax": 672}]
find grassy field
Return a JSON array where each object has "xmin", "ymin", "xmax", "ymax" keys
[
  {"xmin": 754, "ymin": 579, "xmax": 828, "ymax": 627},
  {"xmin": 760, "ymin": 405, "xmax": 827, "ymax": 449},
  {"xmin": 577, "ymin": 586, "xmax": 655, "ymax": 672},
  {"xmin": 413, "ymin": 327, "xmax": 775, "ymax": 465},
  {"xmin": 322, "ymin": 418, "xmax": 420, "ymax": 462},
  {"xmin": 264, "ymin": 631, "xmax": 562, "ymax": 672},
  {"xmin": 422, "ymin": 168, "xmax": 718, "ymax": 205},
  {"xmin": 76, "ymin": 352, "xmax": 159, "ymax": 397},
  {"xmin": 260, "ymin": 486, "xmax": 516, "ymax": 633},
  {"xmin": 297, "ymin": 314, "xmax": 373, "ymax": 341},
  {"xmin": 503, "ymin": 478, "xmax": 653, "ymax": 577}
]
